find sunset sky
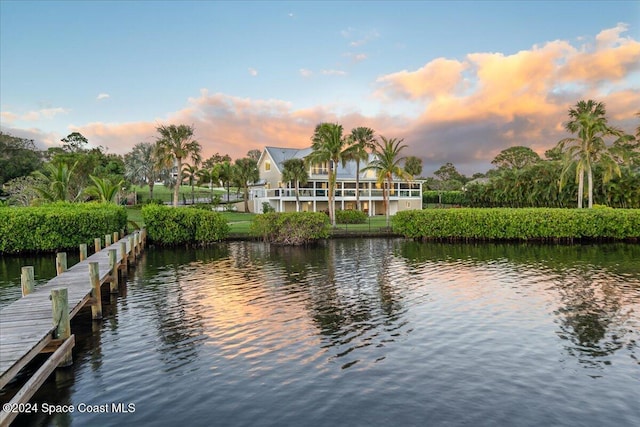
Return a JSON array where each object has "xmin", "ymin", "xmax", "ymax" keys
[{"xmin": 1, "ymin": 1, "xmax": 639, "ymax": 175}]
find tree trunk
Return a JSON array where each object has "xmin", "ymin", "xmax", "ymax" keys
[
  {"xmin": 244, "ymin": 185, "xmax": 249, "ymax": 212},
  {"xmin": 577, "ymin": 165, "xmax": 584, "ymax": 209},
  {"xmin": 295, "ymin": 181, "xmax": 300, "ymax": 212},
  {"xmin": 355, "ymin": 160, "xmax": 361, "ymax": 211},
  {"xmin": 174, "ymin": 158, "xmax": 182, "ymax": 207},
  {"xmin": 149, "ymin": 182, "xmax": 154, "ymax": 201},
  {"xmin": 587, "ymin": 165, "xmax": 593, "ymax": 208}
]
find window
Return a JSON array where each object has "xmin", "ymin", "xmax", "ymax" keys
[{"xmin": 265, "ymin": 161, "xmax": 271, "ymax": 171}]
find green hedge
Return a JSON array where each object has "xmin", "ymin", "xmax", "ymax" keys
[
  {"xmin": 251, "ymin": 212, "xmax": 330, "ymax": 245},
  {"xmin": 336, "ymin": 209, "xmax": 367, "ymax": 224},
  {"xmin": 142, "ymin": 205, "xmax": 229, "ymax": 246},
  {"xmin": 422, "ymin": 191, "xmax": 468, "ymax": 205},
  {"xmin": 0, "ymin": 202, "xmax": 127, "ymax": 254},
  {"xmin": 393, "ymin": 208, "xmax": 640, "ymax": 241}
]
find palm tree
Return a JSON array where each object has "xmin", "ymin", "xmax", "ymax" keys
[
  {"xmin": 282, "ymin": 158, "xmax": 309, "ymax": 212},
  {"xmin": 216, "ymin": 161, "xmax": 235, "ymax": 207},
  {"xmin": 343, "ymin": 127, "xmax": 375, "ymax": 211},
  {"xmin": 234, "ymin": 158, "xmax": 259, "ymax": 212},
  {"xmin": 32, "ymin": 161, "xmax": 78, "ymax": 203},
  {"xmin": 306, "ymin": 123, "xmax": 347, "ymax": 226},
  {"xmin": 364, "ymin": 136, "xmax": 411, "ymax": 227},
  {"xmin": 182, "ymin": 164, "xmax": 199, "ymax": 204},
  {"xmin": 557, "ymin": 100, "xmax": 625, "ymax": 208},
  {"xmin": 155, "ymin": 124, "xmax": 201, "ymax": 207},
  {"xmin": 85, "ymin": 175, "xmax": 125, "ymax": 203},
  {"xmin": 124, "ymin": 142, "xmax": 168, "ymax": 201}
]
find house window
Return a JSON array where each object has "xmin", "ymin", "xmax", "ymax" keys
[{"xmin": 265, "ymin": 161, "xmax": 271, "ymax": 171}]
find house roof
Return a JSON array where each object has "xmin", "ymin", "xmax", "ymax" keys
[{"xmin": 264, "ymin": 146, "xmax": 376, "ymax": 179}]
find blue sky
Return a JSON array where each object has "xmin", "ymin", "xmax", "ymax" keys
[{"xmin": 1, "ymin": 1, "xmax": 639, "ymax": 175}]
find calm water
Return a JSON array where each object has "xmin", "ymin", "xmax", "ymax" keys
[{"xmin": 1, "ymin": 239, "xmax": 639, "ymax": 427}]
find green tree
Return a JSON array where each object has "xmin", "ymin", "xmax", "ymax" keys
[
  {"xmin": 343, "ymin": 126, "xmax": 376, "ymax": 211},
  {"xmin": 247, "ymin": 149, "xmax": 262, "ymax": 161},
  {"xmin": 404, "ymin": 156, "xmax": 423, "ymax": 176},
  {"xmin": 282, "ymin": 158, "xmax": 309, "ymax": 212},
  {"xmin": 557, "ymin": 100, "xmax": 626, "ymax": 208},
  {"xmin": 307, "ymin": 123, "xmax": 348, "ymax": 226},
  {"xmin": 61, "ymin": 132, "xmax": 88, "ymax": 153},
  {"xmin": 124, "ymin": 142, "xmax": 168, "ymax": 201},
  {"xmin": 0, "ymin": 132, "xmax": 42, "ymax": 188},
  {"xmin": 364, "ymin": 136, "xmax": 411, "ymax": 227},
  {"xmin": 155, "ymin": 124, "xmax": 202, "ymax": 207},
  {"xmin": 234, "ymin": 158, "xmax": 259, "ymax": 212},
  {"xmin": 216, "ymin": 161, "xmax": 235, "ymax": 207},
  {"xmin": 32, "ymin": 161, "xmax": 78, "ymax": 203},
  {"xmin": 85, "ymin": 175, "xmax": 125, "ymax": 203},
  {"xmin": 182, "ymin": 163, "xmax": 199, "ymax": 204},
  {"xmin": 491, "ymin": 146, "xmax": 541, "ymax": 169}
]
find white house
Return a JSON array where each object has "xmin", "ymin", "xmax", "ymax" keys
[{"xmin": 250, "ymin": 146, "xmax": 422, "ymax": 215}]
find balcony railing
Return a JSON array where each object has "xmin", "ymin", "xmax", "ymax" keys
[{"xmin": 253, "ymin": 188, "xmax": 421, "ymax": 199}]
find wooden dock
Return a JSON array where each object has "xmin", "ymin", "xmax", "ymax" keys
[{"xmin": 0, "ymin": 230, "xmax": 146, "ymax": 426}]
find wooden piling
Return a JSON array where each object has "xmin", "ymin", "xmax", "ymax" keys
[
  {"xmin": 94, "ymin": 237, "xmax": 102, "ymax": 253},
  {"xmin": 56, "ymin": 252, "xmax": 67, "ymax": 275},
  {"xmin": 128, "ymin": 236, "xmax": 135, "ymax": 263},
  {"xmin": 89, "ymin": 262, "xmax": 102, "ymax": 319},
  {"xmin": 79, "ymin": 243, "xmax": 88, "ymax": 261},
  {"xmin": 109, "ymin": 249, "xmax": 119, "ymax": 293},
  {"xmin": 105, "ymin": 234, "xmax": 112, "ymax": 246},
  {"xmin": 120, "ymin": 241, "xmax": 128, "ymax": 273},
  {"xmin": 113, "ymin": 231, "xmax": 120, "ymax": 243},
  {"xmin": 21, "ymin": 266, "xmax": 35, "ymax": 297},
  {"xmin": 51, "ymin": 288, "xmax": 72, "ymax": 367}
]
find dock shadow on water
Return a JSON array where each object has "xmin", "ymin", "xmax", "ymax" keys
[{"xmin": 1, "ymin": 239, "xmax": 639, "ymax": 426}]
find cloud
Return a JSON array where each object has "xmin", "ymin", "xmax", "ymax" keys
[
  {"xmin": 0, "ymin": 107, "xmax": 69, "ymax": 123},
  {"xmin": 321, "ymin": 69, "xmax": 347, "ymax": 76},
  {"xmin": 343, "ymin": 52, "xmax": 368, "ymax": 63},
  {"xmin": 248, "ymin": 68, "xmax": 258, "ymax": 77},
  {"xmin": 299, "ymin": 68, "xmax": 313, "ymax": 77},
  {"xmin": 341, "ymin": 28, "xmax": 380, "ymax": 47},
  {"xmin": 97, "ymin": 93, "xmax": 110, "ymax": 100}
]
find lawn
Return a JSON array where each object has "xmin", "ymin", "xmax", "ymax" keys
[{"xmin": 130, "ymin": 184, "xmax": 231, "ymax": 204}]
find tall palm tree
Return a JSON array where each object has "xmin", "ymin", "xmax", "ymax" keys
[
  {"xmin": 216, "ymin": 161, "xmax": 235, "ymax": 207},
  {"xmin": 343, "ymin": 127, "xmax": 376, "ymax": 211},
  {"xmin": 282, "ymin": 158, "xmax": 309, "ymax": 212},
  {"xmin": 364, "ymin": 136, "xmax": 411, "ymax": 227},
  {"xmin": 306, "ymin": 123, "xmax": 347, "ymax": 226},
  {"xmin": 557, "ymin": 100, "xmax": 624, "ymax": 208},
  {"xmin": 234, "ymin": 158, "xmax": 259, "ymax": 212},
  {"xmin": 155, "ymin": 124, "xmax": 201, "ymax": 207},
  {"xmin": 124, "ymin": 142, "xmax": 168, "ymax": 201}
]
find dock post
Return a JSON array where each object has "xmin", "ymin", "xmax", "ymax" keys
[
  {"xmin": 56, "ymin": 253, "xmax": 67, "ymax": 275},
  {"xmin": 109, "ymin": 249, "xmax": 119, "ymax": 293},
  {"xmin": 79, "ymin": 243, "xmax": 88, "ymax": 261},
  {"xmin": 134, "ymin": 232, "xmax": 140, "ymax": 256},
  {"xmin": 120, "ymin": 241, "xmax": 128, "ymax": 274},
  {"xmin": 94, "ymin": 237, "xmax": 102, "ymax": 253},
  {"xmin": 51, "ymin": 288, "xmax": 72, "ymax": 367},
  {"xmin": 105, "ymin": 234, "xmax": 112, "ymax": 246},
  {"xmin": 128, "ymin": 236, "xmax": 135, "ymax": 263},
  {"xmin": 21, "ymin": 266, "xmax": 35, "ymax": 296},
  {"xmin": 89, "ymin": 262, "xmax": 102, "ymax": 319},
  {"xmin": 113, "ymin": 231, "xmax": 120, "ymax": 243}
]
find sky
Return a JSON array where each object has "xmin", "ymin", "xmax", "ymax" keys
[{"xmin": 1, "ymin": 1, "xmax": 639, "ymax": 176}]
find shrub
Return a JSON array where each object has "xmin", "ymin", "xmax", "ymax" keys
[
  {"xmin": 422, "ymin": 190, "xmax": 469, "ymax": 206},
  {"xmin": 262, "ymin": 202, "xmax": 275, "ymax": 213},
  {"xmin": 393, "ymin": 208, "xmax": 640, "ymax": 241},
  {"xmin": 0, "ymin": 202, "xmax": 128, "ymax": 254},
  {"xmin": 251, "ymin": 212, "xmax": 329, "ymax": 245},
  {"xmin": 336, "ymin": 209, "xmax": 367, "ymax": 224},
  {"xmin": 142, "ymin": 204, "xmax": 229, "ymax": 245}
]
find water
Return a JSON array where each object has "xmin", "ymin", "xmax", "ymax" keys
[{"xmin": 1, "ymin": 239, "xmax": 639, "ymax": 426}]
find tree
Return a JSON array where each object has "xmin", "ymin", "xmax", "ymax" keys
[
  {"xmin": 404, "ymin": 156, "xmax": 423, "ymax": 176},
  {"xmin": 364, "ymin": 136, "xmax": 411, "ymax": 227},
  {"xmin": 307, "ymin": 123, "xmax": 347, "ymax": 226},
  {"xmin": 85, "ymin": 175, "xmax": 125, "ymax": 203},
  {"xmin": 61, "ymin": 132, "xmax": 88, "ymax": 153},
  {"xmin": 234, "ymin": 158, "xmax": 259, "ymax": 212},
  {"xmin": 343, "ymin": 127, "xmax": 376, "ymax": 211},
  {"xmin": 155, "ymin": 124, "xmax": 201, "ymax": 207},
  {"xmin": 556, "ymin": 100, "xmax": 626, "ymax": 208},
  {"xmin": 216, "ymin": 161, "xmax": 235, "ymax": 206},
  {"xmin": 124, "ymin": 142, "xmax": 168, "ymax": 201},
  {"xmin": 282, "ymin": 158, "xmax": 309, "ymax": 212},
  {"xmin": 432, "ymin": 162, "xmax": 466, "ymax": 191},
  {"xmin": 182, "ymin": 164, "xmax": 199, "ymax": 204},
  {"xmin": 32, "ymin": 161, "xmax": 78, "ymax": 203},
  {"xmin": 491, "ymin": 146, "xmax": 541, "ymax": 169},
  {"xmin": 0, "ymin": 132, "xmax": 42, "ymax": 188},
  {"xmin": 247, "ymin": 149, "xmax": 262, "ymax": 161}
]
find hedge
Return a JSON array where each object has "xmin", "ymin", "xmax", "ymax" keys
[
  {"xmin": 142, "ymin": 204, "xmax": 229, "ymax": 246},
  {"xmin": 422, "ymin": 191, "xmax": 468, "ymax": 206},
  {"xmin": 251, "ymin": 212, "xmax": 330, "ymax": 245},
  {"xmin": 0, "ymin": 202, "xmax": 128, "ymax": 254},
  {"xmin": 393, "ymin": 208, "xmax": 640, "ymax": 241},
  {"xmin": 336, "ymin": 209, "xmax": 367, "ymax": 224}
]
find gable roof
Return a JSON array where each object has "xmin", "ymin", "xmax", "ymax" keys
[{"xmin": 263, "ymin": 146, "xmax": 375, "ymax": 179}]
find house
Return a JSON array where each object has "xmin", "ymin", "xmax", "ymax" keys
[{"xmin": 250, "ymin": 146, "xmax": 422, "ymax": 215}]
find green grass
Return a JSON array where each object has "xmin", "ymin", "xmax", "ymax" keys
[
  {"xmin": 222, "ymin": 212, "xmax": 257, "ymax": 235},
  {"xmin": 131, "ymin": 184, "xmax": 229, "ymax": 203}
]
